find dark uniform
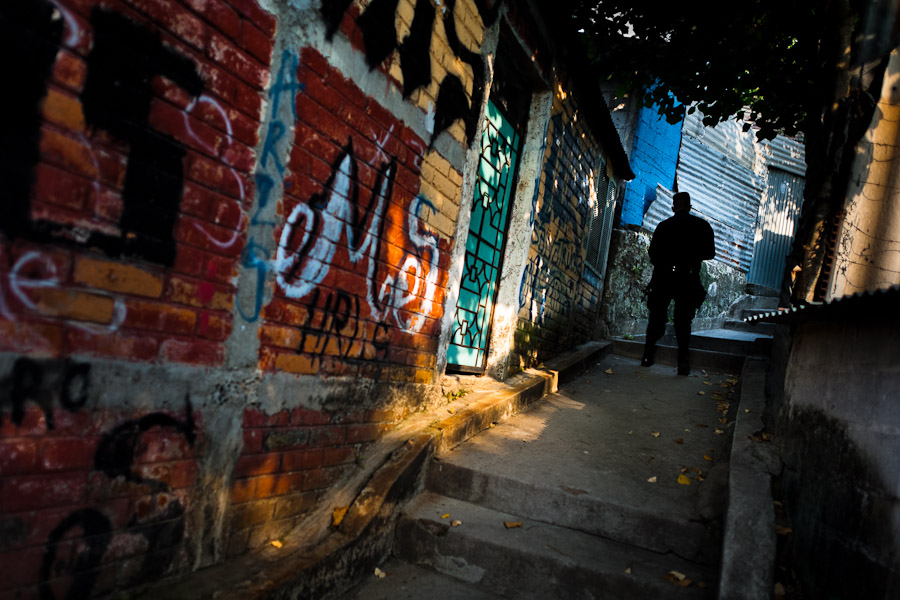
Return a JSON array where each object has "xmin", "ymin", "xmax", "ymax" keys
[{"xmin": 643, "ymin": 198, "xmax": 715, "ymax": 374}]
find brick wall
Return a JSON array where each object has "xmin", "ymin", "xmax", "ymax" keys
[
  {"xmin": 0, "ymin": 0, "xmax": 488, "ymax": 596},
  {"xmin": 514, "ymin": 86, "xmax": 606, "ymax": 370}
]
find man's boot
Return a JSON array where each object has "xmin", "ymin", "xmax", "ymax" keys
[
  {"xmin": 641, "ymin": 344, "xmax": 656, "ymax": 367},
  {"xmin": 677, "ymin": 348, "xmax": 690, "ymax": 375}
]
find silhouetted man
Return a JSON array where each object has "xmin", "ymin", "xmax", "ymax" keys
[{"xmin": 642, "ymin": 192, "xmax": 715, "ymax": 375}]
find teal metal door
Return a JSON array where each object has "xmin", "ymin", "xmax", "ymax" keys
[{"xmin": 447, "ymin": 100, "xmax": 521, "ymax": 372}]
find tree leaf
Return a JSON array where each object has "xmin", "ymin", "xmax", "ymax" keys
[
  {"xmin": 677, "ymin": 474, "xmax": 692, "ymax": 485},
  {"xmin": 332, "ymin": 506, "xmax": 349, "ymax": 527}
]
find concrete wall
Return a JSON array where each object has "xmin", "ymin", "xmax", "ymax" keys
[
  {"xmin": 0, "ymin": 1, "xmax": 625, "ymax": 597},
  {"xmin": 778, "ymin": 318, "xmax": 900, "ymax": 599}
]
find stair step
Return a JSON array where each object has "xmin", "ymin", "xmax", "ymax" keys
[
  {"xmin": 426, "ymin": 458, "xmax": 714, "ymax": 561},
  {"xmin": 342, "ymin": 558, "xmax": 506, "ymax": 600},
  {"xmin": 724, "ymin": 318, "xmax": 777, "ymax": 336},
  {"xmin": 396, "ymin": 492, "xmax": 716, "ymax": 600}
]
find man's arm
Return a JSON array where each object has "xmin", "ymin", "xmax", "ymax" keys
[{"xmin": 701, "ymin": 220, "xmax": 716, "ymax": 260}]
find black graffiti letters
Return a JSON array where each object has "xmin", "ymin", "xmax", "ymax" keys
[
  {"xmin": 322, "ymin": 0, "xmax": 502, "ymax": 145},
  {"xmin": 2, "ymin": 5, "xmax": 204, "ymax": 267},
  {"xmin": 0, "ymin": 358, "xmax": 92, "ymax": 430}
]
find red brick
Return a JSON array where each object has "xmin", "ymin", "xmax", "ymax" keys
[
  {"xmin": 51, "ymin": 49, "xmax": 87, "ymax": 91},
  {"xmin": 346, "ymin": 423, "xmax": 384, "ymax": 444},
  {"xmin": 160, "ymin": 338, "xmax": 224, "ymax": 365},
  {"xmin": 242, "ymin": 409, "xmax": 267, "ymax": 428},
  {"xmin": 307, "ymin": 426, "xmax": 346, "ymax": 448},
  {"xmin": 240, "ymin": 21, "xmax": 273, "ymax": 65},
  {"xmin": 169, "ymin": 460, "xmax": 200, "ymax": 489},
  {"xmin": 242, "ymin": 428, "xmax": 264, "ymax": 453},
  {"xmin": 196, "ymin": 310, "xmax": 232, "ymax": 341},
  {"xmin": 229, "ymin": 0, "xmax": 277, "ymax": 37},
  {"xmin": 323, "ymin": 446, "xmax": 355, "ymax": 467},
  {"xmin": 302, "ymin": 466, "xmax": 346, "ymax": 491},
  {"xmin": 123, "ymin": 300, "xmax": 198, "ymax": 336},
  {"xmin": 39, "ymin": 438, "xmax": 95, "ymax": 472},
  {"xmin": 0, "ymin": 474, "xmax": 87, "ymax": 513},
  {"xmin": 281, "ymin": 448, "xmax": 323, "ymax": 472},
  {"xmin": 234, "ymin": 453, "xmax": 281, "ymax": 478},
  {"xmin": 233, "ymin": 79, "xmax": 264, "ymax": 120},
  {"xmin": 313, "ymin": 106, "xmax": 352, "ymax": 145},
  {"xmin": 189, "ymin": 0, "xmax": 241, "ymax": 39},
  {"xmin": 301, "ymin": 47, "xmax": 329, "ymax": 78},
  {"xmin": 290, "ymin": 408, "xmax": 332, "ymax": 426},
  {"xmin": 207, "ymin": 32, "xmax": 268, "ymax": 90},
  {"xmin": 0, "ymin": 439, "xmax": 39, "ymax": 475},
  {"xmin": 273, "ymin": 472, "xmax": 304, "ymax": 496},
  {"xmin": 64, "ymin": 330, "xmax": 159, "ymax": 363},
  {"xmin": 253, "ymin": 474, "xmax": 278, "ymax": 499},
  {"xmin": 230, "ymin": 477, "xmax": 255, "ymax": 504},
  {"xmin": 0, "ymin": 319, "xmax": 64, "ymax": 357},
  {"xmin": 186, "ymin": 152, "xmax": 246, "ymax": 199}
]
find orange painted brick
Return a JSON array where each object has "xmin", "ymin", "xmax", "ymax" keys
[
  {"xmin": 160, "ymin": 338, "xmax": 224, "ymax": 366},
  {"xmin": 31, "ymin": 288, "xmax": 115, "ymax": 324},
  {"xmin": 231, "ymin": 478, "xmax": 256, "ymax": 504},
  {"xmin": 258, "ymin": 324, "xmax": 302, "ymax": 349},
  {"xmin": 42, "ymin": 87, "xmax": 86, "ymax": 132},
  {"xmin": 273, "ymin": 353, "xmax": 319, "ymax": 375},
  {"xmin": 124, "ymin": 300, "xmax": 197, "ymax": 335},
  {"xmin": 39, "ymin": 126, "xmax": 99, "ymax": 180},
  {"xmin": 74, "ymin": 256, "xmax": 164, "ymax": 298}
]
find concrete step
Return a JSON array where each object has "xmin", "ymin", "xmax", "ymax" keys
[
  {"xmin": 623, "ymin": 330, "xmax": 772, "ymax": 357},
  {"xmin": 613, "ymin": 338, "xmax": 748, "ymax": 373},
  {"xmin": 395, "ymin": 492, "xmax": 716, "ymax": 600},
  {"xmin": 340, "ymin": 558, "xmax": 506, "ymax": 600},
  {"xmin": 425, "ymin": 455, "xmax": 712, "ymax": 561},
  {"xmin": 723, "ymin": 318, "xmax": 777, "ymax": 336}
]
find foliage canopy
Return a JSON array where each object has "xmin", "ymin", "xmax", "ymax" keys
[{"xmin": 560, "ymin": 0, "xmax": 826, "ymax": 140}]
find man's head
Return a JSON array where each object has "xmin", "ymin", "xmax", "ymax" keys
[{"xmin": 673, "ymin": 192, "xmax": 691, "ymax": 213}]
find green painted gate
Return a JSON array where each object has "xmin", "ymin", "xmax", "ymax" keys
[{"xmin": 447, "ymin": 100, "xmax": 521, "ymax": 372}]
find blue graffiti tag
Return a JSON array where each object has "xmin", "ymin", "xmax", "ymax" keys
[{"xmin": 237, "ymin": 50, "xmax": 304, "ymax": 322}]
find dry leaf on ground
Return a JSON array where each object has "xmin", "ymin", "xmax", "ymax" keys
[
  {"xmin": 504, "ymin": 521, "xmax": 523, "ymax": 529},
  {"xmin": 698, "ymin": 391, "xmax": 706, "ymax": 396},
  {"xmin": 651, "ymin": 432, "xmax": 661, "ymax": 438},
  {"xmin": 702, "ymin": 381, "xmax": 713, "ymax": 386},
  {"xmin": 441, "ymin": 513, "xmax": 450, "ymax": 519},
  {"xmin": 451, "ymin": 520, "xmax": 462, "ymax": 527},
  {"xmin": 271, "ymin": 540, "xmax": 283, "ymax": 548},
  {"xmin": 332, "ymin": 506, "xmax": 349, "ymax": 527},
  {"xmin": 715, "ymin": 429, "xmax": 725, "ymax": 435},
  {"xmin": 677, "ymin": 474, "xmax": 692, "ymax": 485},
  {"xmin": 604, "ymin": 368, "xmax": 614, "ymax": 375},
  {"xmin": 675, "ymin": 438, "xmax": 683, "ymax": 444},
  {"xmin": 665, "ymin": 571, "xmax": 693, "ymax": 587},
  {"xmin": 704, "ymin": 455, "xmax": 713, "ymax": 461},
  {"xmin": 647, "ymin": 476, "xmax": 657, "ymax": 483},
  {"xmin": 374, "ymin": 567, "xmax": 387, "ymax": 579},
  {"xmin": 696, "ymin": 423, "xmax": 708, "ymax": 428},
  {"xmin": 775, "ymin": 525, "xmax": 793, "ymax": 535}
]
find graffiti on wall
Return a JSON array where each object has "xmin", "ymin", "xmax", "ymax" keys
[
  {"xmin": 239, "ymin": 51, "xmax": 305, "ymax": 322},
  {"xmin": 519, "ymin": 112, "xmax": 597, "ymax": 325},
  {"xmin": 276, "ymin": 144, "xmax": 440, "ymax": 336},
  {"xmin": 321, "ymin": 0, "xmax": 501, "ymax": 145},
  {"xmin": 4, "ymin": 3, "xmax": 203, "ymax": 266},
  {"xmin": 1, "ymin": 360, "xmax": 199, "ymax": 598}
]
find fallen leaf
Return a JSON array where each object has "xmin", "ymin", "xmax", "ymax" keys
[
  {"xmin": 695, "ymin": 474, "xmax": 705, "ymax": 481},
  {"xmin": 715, "ymin": 429, "xmax": 725, "ymax": 435},
  {"xmin": 504, "ymin": 521, "xmax": 523, "ymax": 529},
  {"xmin": 628, "ymin": 431, "xmax": 633, "ymax": 435},
  {"xmin": 677, "ymin": 474, "xmax": 692, "ymax": 485},
  {"xmin": 441, "ymin": 513, "xmax": 450, "ymax": 519},
  {"xmin": 448, "ymin": 407, "xmax": 455, "ymax": 414},
  {"xmin": 702, "ymin": 381, "xmax": 713, "ymax": 386},
  {"xmin": 647, "ymin": 476, "xmax": 657, "ymax": 483},
  {"xmin": 664, "ymin": 571, "xmax": 692, "ymax": 587},
  {"xmin": 332, "ymin": 506, "xmax": 349, "ymax": 527},
  {"xmin": 585, "ymin": 379, "xmax": 591, "ymax": 383},
  {"xmin": 271, "ymin": 540, "xmax": 283, "ymax": 548},
  {"xmin": 719, "ymin": 417, "xmax": 727, "ymax": 424},
  {"xmin": 684, "ymin": 428, "xmax": 691, "ymax": 432},
  {"xmin": 775, "ymin": 525, "xmax": 793, "ymax": 535},
  {"xmin": 675, "ymin": 438, "xmax": 683, "ymax": 444},
  {"xmin": 681, "ymin": 467, "xmax": 689, "ymax": 473},
  {"xmin": 696, "ymin": 423, "xmax": 708, "ymax": 428},
  {"xmin": 697, "ymin": 391, "xmax": 706, "ymax": 396},
  {"xmin": 604, "ymin": 368, "xmax": 614, "ymax": 375},
  {"xmin": 625, "ymin": 566, "xmax": 633, "ymax": 574},
  {"xmin": 726, "ymin": 378, "xmax": 739, "ymax": 385},
  {"xmin": 704, "ymin": 455, "xmax": 713, "ymax": 461},
  {"xmin": 651, "ymin": 432, "xmax": 661, "ymax": 438},
  {"xmin": 451, "ymin": 520, "xmax": 462, "ymax": 527},
  {"xmin": 690, "ymin": 466, "xmax": 703, "ymax": 473},
  {"xmin": 745, "ymin": 409, "xmax": 751, "ymax": 413},
  {"xmin": 374, "ymin": 567, "xmax": 387, "ymax": 579}
]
